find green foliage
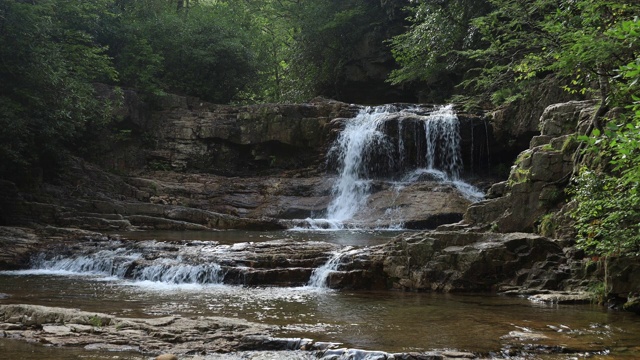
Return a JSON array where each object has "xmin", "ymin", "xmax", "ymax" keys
[
  {"xmin": 88, "ymin": 314, "xmax": 103, "ymax": 327},
  {"xmin": 0, "ymin": 0, "xmax": 116, "ymax": 182},
  {"xmin": 462, "ymin": 0, "xmax": 640, "ymax": 105},
  {"xmin": 588, "ymin": 280, "xmax": 607, "ymax": 305},
  {"xmin": 101, "ymin": 0, "xmax": 260, "ymax": 103},
  {"xmin": 388, "ymin": 0, "xmax": 492, "ymax": 102},
  {"xmin": 569, "ymin": 18, "xmax": 640, "ymax": 258},
  {"xmin": 537, "ymin": 212, "xmax": 557, "ymax": 237},
  {"xmin": 282, "ymin": 0, "xmax": 393, "ymax": 102},
  {"xmin": 570, "ymin": 169, "xmax": 640, "ymax": 256}
]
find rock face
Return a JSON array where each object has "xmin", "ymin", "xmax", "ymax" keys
[
  {"xmin": 31, "ymin": 237, "xmax": 340, "ymax": 287},
  {"xmin": 0, "ymin": 94, "xmax": 493, "ymax": 231},
  {"xmin": 142, "ymin": 97, "xmax": 358, "ymax": 175},
  {"xmin": 0, "ymin": 227, "xmax": 40, "ymax": 270},
  {"xmin": 487, "ymin": 77, "xmax": 578, "ymax": 168},
  {"xmin": 461, "ymin": 100, "xmax": 598, "ymax": 233}
]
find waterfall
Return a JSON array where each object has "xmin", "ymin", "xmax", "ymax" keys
[
  {"xmin": 325, "ymin": 107, "xmax": 394, "ymax": 221},
  {"xmin": 31, "ymin": 248, "xmax": 142, "ymax": 278},
  {"xmin": 297, "ymin": 104, "xmax": 484, "ymax": 230},
  {"xmin": 423, "ymin": 105, "xmax": 462, "ymax": 179},
  {"xmin": 307, "ymin": 247, "xmax": 355, "ymax": 289},
  {"xmin": 28, "ymin": 242, "xmax": 225, "ymax": 285}
]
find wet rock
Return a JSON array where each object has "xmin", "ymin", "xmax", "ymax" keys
[
  {"xmin": 35, "ymin": 238, "xmax": 339, "ymax": 288},
  {"xmin": 239, "ymin": 335, "xmax": 315, "ymax": 351},
  {"xmin": 528, "ymin": 292, "xmax": 591, "ymax": 304},
  {"xmin": 0, "ymin": 227, "xmax": 40, "ymax": 270},
  {"xmin": 353, "ymin": 182, "xmax": 471, "ymax": 230},
  {"xmin": 440, "ymin": 351, "xmax": 476, "ymax": 359},
  {"xmin": 370, "ymin": 231, "xmax": 565, "ymax": 292},
  {"xmin": 143, "ymin": 99, "xmax": 359, "ymax": 175},
  {"xmin": 623, "ymin": 295, "xmax": 640, "ymax": 314},
  {"xmin": 501, "ymin": 331, "xmax": 548, "ymax": 341}
]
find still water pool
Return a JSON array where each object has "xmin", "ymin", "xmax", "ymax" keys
[{"xmin": 1, "ymin": 230, "xmax": 640, "ymax": 359}]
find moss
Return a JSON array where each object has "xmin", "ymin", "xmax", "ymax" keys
[
  {"xmin": 514, "ymin": 151, "xmax": 532, "ymax": 165},
  {"xmin": 541, "ymin": 143, "xmax": 554, "ymax": 151},
  {"xmin": 507, "ymin": 167, "xmax": 531, "ymax": 186},
  {"xmin": 537, "ymin": 212, "xmax": 557, "ymax": 237},
  {"xmin": 88, "ymin": 315, "xmax": 103, "ymax": 328},
  {"xmin": 561, "ymin": 134, "xmax": 580, "ymax": 154}
]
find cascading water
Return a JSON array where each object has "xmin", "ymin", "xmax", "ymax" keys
[
  {"xmin": 301, "ymin": 104, "xmax": 483, "ymax": 230},
  {"xmin": 307, "ymin": 247, "xmax": 356, "ymax": 289},
  {"xmin": 423, "ymin": 105, "xmax": 462, "ymax": 179},
  {"xmin": 325, "ymin": 107, "xmax": 395, "ymax": 222},
  {"xmin": 27, "ymin": 241, "xmax": 225, "ymax": 285}
]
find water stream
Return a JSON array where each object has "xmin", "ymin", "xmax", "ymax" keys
[
  {"xmin": 2, "ymin": 231, "xmax": 640, "ymax": 359},
  {"xmin": 3, "ymin": 105, "xmax": 639, "ymax": 359}
]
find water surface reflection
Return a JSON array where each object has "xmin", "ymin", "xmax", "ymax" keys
[{"xmin": 2, "ymin": 273, "xmax": 640, "ymax": 357}]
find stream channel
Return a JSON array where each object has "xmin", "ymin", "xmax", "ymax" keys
[{"xmin": 2, "ymin": 230, "xmax": 640, "ymax": 359}]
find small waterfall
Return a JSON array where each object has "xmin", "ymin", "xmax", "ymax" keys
[
  {"xmin": 423, "ymin": 105, "xmax": 462, "ymax": 179},
  {"xmin": 307, "ymin": 247, "xmax": 355, "ymax": 289},
  {"xmin": 31, "ymin": 249, "xmax": 141, "ymax": 278},
  {"xmin": 29, "ymin": 242, "xmax": 225, "ymax": 285},
  {"xmin": 130, "ymin": 261, "xmax": 223, "ymax": 284}
]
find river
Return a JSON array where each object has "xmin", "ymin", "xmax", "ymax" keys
[{"xmin": 2, "ymin": 230, "xmax": 640, "ymax": 359}]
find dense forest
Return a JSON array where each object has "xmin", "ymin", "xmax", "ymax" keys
[{"xmin": 0, "ymin": 0, "xmax": 639, "ymax": 260}]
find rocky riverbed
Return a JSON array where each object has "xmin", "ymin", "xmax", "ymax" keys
[{"xmin": 0, "ymin": 304, "xmax": 484, "ymax": 359}]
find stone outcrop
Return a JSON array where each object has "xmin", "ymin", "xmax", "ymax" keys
[
  {"xmin": 142, "ymin": 97, "xmax": 358, "ymax": 175},
  {"xmin": 0, "ymin": 304, "xmax": 611, "ymax": 359},
  {"xmin": 33, "ymin": 237, "xmax": 340, "ymax": 287},
  {"xmin": 487, "ymin": 76, "xmax": 578, "ymax": 167},
  {"xmin": 0, "ymin": 93, "xmax": 494, "ymax": 232},
  {"xmin": 460, "ymin": 100, "xmax": 598, "ymax": 233},
  {"xmin": 0, "ymin": 161, "xmax": 472, "ymax": 232},
  {"xmin": 323, "ymin": 231, "xmax": 594, "ymax": 293}
]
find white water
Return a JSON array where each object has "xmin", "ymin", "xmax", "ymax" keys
[
  {"xmin": 423, "ymin": 105, "xmax": 462, "ymax": 179},
  {"xmin": 325, "ymin": 107, "xmax": 393, "ymax": 222},
  {"xmin": 30, "ymin": 248, "xmax": 142, "ymax": 278},
  {"xmin": 300, "ymin": 104, "xmax": 483, "ymax": 230},
  {"xmin": 307, "ymin": 247, "xmax": 357, "ymax": 289},
  {"xmin": 24, "ymin": 243, "xmax": 225, "ymax": 285}
]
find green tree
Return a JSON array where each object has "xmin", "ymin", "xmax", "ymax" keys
[
  {"xmin": 104, "ymin": 0, "xmax": 259, "ymax": 103},
  {"xmin": 462, "ymin": 0, "xmax": 639, "ymax": 108},
  {"xmin": 283, "ymin": 0, "xmax": 398, "ymax": 102},
  {"xmin": 0, "ymin": 0, "xmax": 116, "ymax": 182},
  {"xmin": 388, "ymin": 0, "xmax": 492, "ymax": 102},
  {"xmin": 570, "ymin": 18, "xmax": 640, "ymax": 258}
]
